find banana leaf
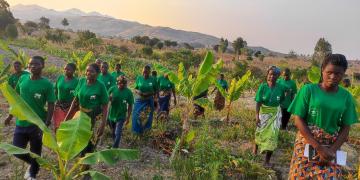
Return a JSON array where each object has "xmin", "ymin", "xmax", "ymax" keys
[
  {"xmin": 154, "ymin": 63, "xmax": 179, "ymax": 84},
  {"xmin": 56, "ymin": 111, "xmax": 92, "ymax": 161},
  {"xmin": 78, "ymin": 171, "xmax": 110, "ymax": 180},
  {"xmin": 178, "ymin": 63, "xmax": 186, "ymax": 81},
  {"xmin": 307, "ymin": 66, "xmax": 321, "ymax": 83},
  {"xmin": 0, "ymin": 83, "xmax": 58, "ymax": 152},
  {"xmin": 197, "ymin": 51, "xmax": 214, "ymax": 76},
  {"xmin": 214, "ymin": 80, "xmax": 228, "ymax": 98},
  {"xmin": 0, "ymin": 143, "xmax": 57, "ymax": 172},
  {"xmin": 0, "ymin": 64, "xmax": 11, "ymax": 84},
  {"xmin": 185, "ymin": 130, "xmax": 195, "ymax": 144},
  {"xmin": 192, "ymin": 60, "xmax": 223, "ymax": 97},
  {"xmin": 231, "ymin": 70, "xmax": 251, "ymax": 101},
  {"xmin": 81, "ymin": 149, "xmax": 139, "ymax": 166},
  {"xmin": 194, "ymin": 97, "xmax": 213, "ymax": 109}
]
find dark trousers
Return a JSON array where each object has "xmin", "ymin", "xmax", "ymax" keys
[
  {"xmin": 13, "ymin": 125, "xmax": 43, "ymax": 178},
  {"xmin": 281, "ymin": 108, "xmax": 291, "ymax": 130}
]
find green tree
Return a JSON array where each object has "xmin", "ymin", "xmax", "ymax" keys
[
  {"xmin": 45, "ymin": 29, "xmax": 70, "ymax": 44},
  {"xmin": 141, "ymin": 46, "xmax": 153, "ymax": 57},
  {"xmin": 164, "ymin": 40, "xmax": 172, "ymax": 47},
  {"xmin": 156, "ymin": 42, "xmax": 164, "ymax": 49},
  {"xmin": 313, "ymin": 38, "xmax": 332, "ymax": 64},
  {"xmin": 232, "ymin": 37, "xmax": 247, "ymax": 61},
  {"xmin": 23, "ymin": 21, "xmax": 38, "ymax": 35},
  {"xmin": 183, "ymin": 43, "xmax": 194, "ymax": 50},
  {"xmin": 149, "ymin": 37, "xmax": 160, "ymax": 47},
  {"xmin": 61, "ymin": 18, "xmax": 69, "ymax": 28},
  {"xmin": 5, "ymin": 23, "xmax": 18, "ymax": 39},
  {"xmin": 219, "ymin": 38, "xmax": 228, "ymax": 53},
  {"xmin": 39, "ymin": 16, "xmax": 50, "ymax": 29},
  {"xmin": 0, "ymin": 0, "xmax": 15, "ymax": 34},
  {"xmin": 74, "ymin": 30, "xmax": 102, "ymax": 50}
]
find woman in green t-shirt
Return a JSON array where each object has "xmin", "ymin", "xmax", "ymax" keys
[
  {"xmin": 65, "ymin": 63, "xmax": 109, "ymax": 154},
  {"xmin": 157, "ymin": 73, "xmax": 177, "ymax": 118},
  {"xmin": 288, "ymin": 54, "xmax": 358, "ymax": 179},
  {"xmin": 53, "ymin": 63, "xmax": 78, "ymax": 130},
  {"xmin": 253, "ymin": 66, "xmax": 285, "ymax": 168},
  {"xmin": 132, "ymin": 65, "xmax": 158, "ymax": 134}
]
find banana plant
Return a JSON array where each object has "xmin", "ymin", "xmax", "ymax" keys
[
  {"xmin": 66, "ymin": 51, "xmax": 94, "ymax": 76},
  {"xmin": 307, "ymin": 66, "xmax": 321, "ymax": 83},
  {"xmin": 0, "ymin": 83, "xmax": 139, "ymax": 180},
  {"xmin": 155, "ymin": 51, "xmax": 223, "ymax": 157},
  {"xmin": 214, "ymin": 70, "xmax": 251, "ymax": 122},
  {"xmin": 0, "ymin": 40, "xmax": 30, "ymax": 68}
]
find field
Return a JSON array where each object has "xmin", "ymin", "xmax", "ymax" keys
[{"xmin": 0, "ymin": 32, "xmax": 359, "ymax": 180}]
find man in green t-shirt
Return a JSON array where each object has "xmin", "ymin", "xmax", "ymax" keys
[
  {"xmin": 5, "ymin": 61, "xmax": 30, "ymax": 125},
  {"xmin": 111, "ymin": 63, "xmax": 126, "ymax": 79},
  {"xmin": 277, "ymin": 68, "xmax": 297, "ymax": 129},
  {"xmin": 108, "ymin": 76, "xmax": 133, "ymax": 148},
  {"xmin": 98, "ymin": 61, "xmax": 115, "ymax": 90},
  {"xmin": 5, "ymin": 56, "xmax": 55, "ymax": 179}
]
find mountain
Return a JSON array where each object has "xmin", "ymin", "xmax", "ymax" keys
[{"xmin": 10, "ymin": 4, "xmax": 282, "ymax": 55}]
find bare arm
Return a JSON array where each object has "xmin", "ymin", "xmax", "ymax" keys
[
  {"xmin": 65, "ymin": 99, "xmax": 78, "ymax": 121},
  {"xmin": 255, "ymin": 102, "xmax": 261, "ymax": 125},
  {"xmin": 330, "ymin": 125, "xmax": 350, "ymax": 151},
  {"xmin": 97, "ymin": 104, "xmax": 108, "ymax": 138},
  {"xmin": 126, "ymin": 104, "xmax": 133, "ymax": 124}
]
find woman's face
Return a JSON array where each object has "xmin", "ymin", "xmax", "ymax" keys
[
  {"xmin": 101, "ymin": 63, "xmax": 108, "ymax": 74},
  {"xmin": 86, "ymin": 66, "xmax": 98, "ymax": 81},
  {"xmin": 117, "ymin": 79, "xmax": 126, "ymax": 89},
  {"xmin": 143, "ymin": 67, "xmax": 150, "ymax": 77},
  {"xmin": 64, "ymin": 65, "xmax": 75, "ymax": 77},
  {"xmin": 267, "ymin": 70, "xmax": 278, "ymax": 84},
  {"xmin": 321, "ymin": 64, "xmax": 345, "ymax": 88}
]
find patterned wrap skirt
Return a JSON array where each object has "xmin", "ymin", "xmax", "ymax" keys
[{"xmin": 288, "ymin": 126, "xmax": 342, "ymax": 180}]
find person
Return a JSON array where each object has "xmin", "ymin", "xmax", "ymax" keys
[
  {"xmin": 4, "ymin": 61, "xmax": 30, "ymax": 125},
  {"xmin": 342, "ymin": 78, "xmax": 351, "ymax": 88},
  {"xmin": 157, "ymin": 73, "xmax": 177, "ymax": 117},
  {"xmin": 213, "ymin": 73, "xmax": 228, "ymax": 111},
  {"xmin": 287, "ymin": 54, "xmax": 358, "ymax": 179},
  {"xmin": 95, "ymin": 59, "xmax": 102, "ymax": 67},
  {"xmin": 111, "ymin": 63, "xmax": 126, "ymax": 79},
  {"xmin": 98, "ymin": 61, "xmax": 115, "ymax": 90},
  {"xmin": 132, "ymin": 65, "xmax": 158, "ymax": 134},
  {"xmin": 152, "ymin": 70, "xmax": 159, "ymax": 110},
  {"xmin": 65, "ymin": 63, "xmax": 109, "ymax": 155},
  {"xmin": 53, "ymin": 63, "xmax": 78, "ymax": 131},
  {"xmin": 253, "ymin": 66, "xmax": 285, "ymax": 168},
  {"xmin": 277, "ymin": 68, "xmax": 297, "ymax": 130},
  {"xmin": 5, "ymin": 56, "xmax": 55, "ymax": 180},
  {"xmin": 108, "ymin": 76, "xmax": 133, "ymax": 148},
  {"xmin": 193, "ymin": 90, "xmax": 208, "ymax": 120}
]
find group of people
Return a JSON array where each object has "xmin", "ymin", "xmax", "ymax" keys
[
  {"xmin": 253, "ymin": 54, "xmax": 358, "ymax": 179},
  {"xmin": 2, "ymin": 53, "xmax": 359, "ymax": 179},
  {"xmin": 4, "ymin": 57, "xmax": 176, "ymax": 179}
]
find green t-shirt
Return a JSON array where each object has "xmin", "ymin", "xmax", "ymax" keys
[
  {"xmin": 217, "ymin": 79, "xmax": 229, "ymax": 90},
  {"xmin": 277, "ymin": 78, "xmax": 297, "ymax": 108},
  {"xmin": 288, "ymin": 84, "xmax": 359, "ymax": 135},
  {"xmin": 55, "ymin": 75, "xmax": 79, "ymax": 102},
  {"xmin": 76, "ymin": 79, "xmax": 109, "ymax": 111},
  {"xmin": 98, "ymin": 73, "xmax": 115, "ymax": 90},
  {"xmin": 108, "ymin": 87, "xmax": 134, "ymax": 122},
  {"xmin": 8, "ymin": 71, "xmax": 30, "ymax": 88},
  {"xmin": 134, "ymin": 76, "xmax": 158, "ymax": 94},
  {"xmin": 158, "ymin": 76, "xmax": 174, "ymax": 91},
  {"xmin": 111, "ymin": 71, "xmax": 126, "ymax": 80},
  {"xmin": 15, "ymin": 76, "xmax": 56, "ymax": 127},
  {"xmin": 255, "ymin": 83, "xmax": 285, "ymax": 107}
]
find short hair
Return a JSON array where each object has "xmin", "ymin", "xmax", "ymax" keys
[
  {"xmin": 31, "ymin": 56, "xmax": 45, "ymax": 65},
  {"xmin": 115, "ymin": 63, "xmax": 121, "ymax": 68},
  {"xmin": 117, "ymin": 75, "xmax": 127, "ymax": 84},
  {"xmin": 152, "ymin": 70, "xmax": 157, "ymax": 76},
  {"xmin": 88, "ymin": 63, "xmax": 100, "ymax": 73},
  {"xmin": 66, "ymin": 63, "xmax": 76, "ymax": 71},
  {"xmin": 13, "ymin": 61, "xmax": 21, "ymax": 66},
  {"xmin": 101, "ymin": 61, "xmax": 109, "ymax": 66},
  {"xmin": 321, "ymin": 54, "xmax": 348, "ymax": 72}
]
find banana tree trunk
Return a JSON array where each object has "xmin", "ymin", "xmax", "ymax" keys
[{"xmin": 226, "ymin": 101, "xmax": 232, "ymax": 123}]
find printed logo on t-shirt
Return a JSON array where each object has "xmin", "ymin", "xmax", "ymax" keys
[
  {"xmin": 123, "ymin": 100, "xmax": 127, "ymax": 103},
  {"xmin": 310, "ymin": 108, "xmax": 317, "ymax": 117},
  {"xmin": 90, "ymin": 95, "xmax": 96, "ymax": 100},
  {"xmin": 34, "ymin": 93, "xmax": 42, "ymax": 99},
  {"xmin": 70, "ymin": 90, "xmax": 75, "ymax": 95},
  {"xmin": 149, "ymin": 82, "xmax": 153, "ymax": 86},
  {"xmin": 108, "ymin": 82, "xmax": 111, "ymax": 85},
  {"xmin": 168, "ymin": 84, "xmax": 171, "ymax": 87},
  {"xmin": 276, "ymin": 96, "xmax": 280, "ymax": 101}
]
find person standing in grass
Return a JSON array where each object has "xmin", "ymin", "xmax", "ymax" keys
[
  {"xmin": 157, "ymin": 73, "xmax": 177, "ymax": 117},
  {"xmin": 98, "ymin": 61, "xmax": 116, "ymax": 90},
  {"xmin": 111, "ymin": 63, "xmax": 126, "ymax": 79},
  {"xmin": 277, "ymin": 68, "xmax": 297, "ymax": 130},
  {"xmin": 213, "ymin": 73, "xmax": 228, "ymax": 111},
  {"xmin": 108, "ymin": 76, "xmax": 133, "ymax": 148},
  {"xmin": 132, "ymin": 65, "xmax": 158, "ymax": 134},
  {"xmin": 193, "ymin": 90, "xmax": 208, "ymax": 120},
  {"xmin": 65, "ymin": 63, "xmax": 109, "ymax": 155},
  {"xmin": 288, "ymin": 54, "xmax": 358, "ymax": 179},
  {"xmin": 4, "ymin": 61, "xmax": 30, "ymax": 125},
  {"xmin": 253, "ymin": 66, "xmax": 285, "ymax": 168},
  {"xmin": 5, "ymin": 56, "xmax": 55, "ymax": 180},
  {"xmin": 53, "ymin": 63, "xmax": 78, "ymax": 131}
]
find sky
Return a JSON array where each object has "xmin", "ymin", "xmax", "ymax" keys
[{"xmin": 7, "ymin": 0, "xmax": 360, "ymax": 59}]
